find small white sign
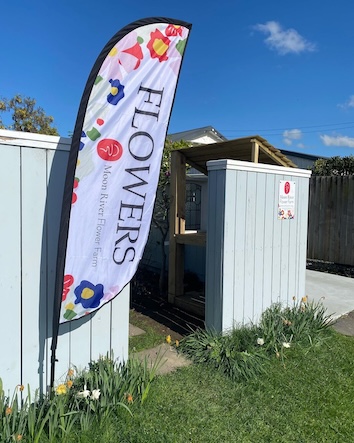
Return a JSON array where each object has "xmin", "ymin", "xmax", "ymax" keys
[{"xmin": 278, "ymin": 180, "xmax": 295, "ymax": 219}]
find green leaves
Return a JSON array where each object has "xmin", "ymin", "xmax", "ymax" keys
[
  {"xmin": 0, "ymin": 94, "xmax": 58, "ymax": 135},
  {"xmin": 312, "ymin": 155, "xmax": 354, "ymax": 176},
  {"xmin": 178, "ymin": 299, "xmax": 332, "ymax": 382}
]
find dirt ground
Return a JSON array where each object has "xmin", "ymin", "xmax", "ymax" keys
[{"xmin": 130, "ymin": 268, "xmax": 204, "ymax": 337}]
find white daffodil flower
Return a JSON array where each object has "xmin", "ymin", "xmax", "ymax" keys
[
  {"xmin": 91, "ymin": 389, "xmax": 101, "ymax": 400},
  {"xmin": 282, "ymin": 342, "xmax": 291, "ymax": 349},
  {"xmin": 77, "ymin": 384, "xmax": 90, "ymax": 398},
  {"xmin": 257, "ymin": 338, "xmax": 265, "ymax": 346}
]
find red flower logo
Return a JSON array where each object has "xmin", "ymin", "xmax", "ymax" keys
[
  {"xmin": 147, "ymin": 29, "xmax": 171, "ymax": 62},
  {"xmin": 97, "ymin": 139, "xmax": 123, "ymax": 161}
]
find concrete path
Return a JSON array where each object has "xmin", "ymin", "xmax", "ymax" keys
[
  {"xmin": 131, "ymin": 343, "xmax": 191, "ymax": 375},
  {"xmin": 305, "ymin": 269, "xmax": 354, "ymax": 320}
]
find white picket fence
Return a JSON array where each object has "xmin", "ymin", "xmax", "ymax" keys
[{"xmin": 0, "ymin": 129, "xmax": 129, "ymax": 395}]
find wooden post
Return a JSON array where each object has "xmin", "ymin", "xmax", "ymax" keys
[
  {"xmin": 168, "ymin": 151, "xmax": 186, "ymax": 304},
  {"xmin": 251, "ymin": 141, "xmax": 259, "ymax": 163}
]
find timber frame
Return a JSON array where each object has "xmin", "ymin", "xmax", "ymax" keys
[{"xmin": 167, "ymin": 135, "xmax": 296, "ymax": 306}]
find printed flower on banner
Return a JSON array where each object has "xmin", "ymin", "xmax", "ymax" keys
[
  {"xmin": 74, "ymin": 280, "xmax": 104, "ymax": 309},
  {"xmin": 62, "ymin": 274, "xmax": 74, "ymax": 301},
  {"xmin": 165, "ymin": 24, "xmax": 183, "ymax": 37},
  {"xmin": 107, "ymin": 79, "xmax": 125, "ymax": 105},
  {"xmin": 71, "ymin": 177, "xmax": 80, "ymax": 205},
  {"xmin": 63, "ymin": 302, "xmax": 77, "ymax": 321},
  {"xmin": 147, "ymin": 28, "xmax": 171, "ymax": 62},
  {"xmin": 100, "ymin": 32, "xmax": 144, "ymax": 81},
  {"xmin": 103, "ymin": 285, "xmax": 120, "ymax": 301}
]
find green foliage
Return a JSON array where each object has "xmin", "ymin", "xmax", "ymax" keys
[
  {"xmin": 0, "ymin": 94, "xmax": 58, "ymax": 135},
  {"xmin": 259, "ymin": 298, "xmax": 332, "ymax": 356},
  {"xmin": 0, "ymin": 353, "xmax": 160, "ymax": 442},
  {"xmin": 179, "ymin": 299, "xmax": 332, "ymax": 381},
  {"xmin": 151, "ymin": 138, "xmax": 190, "ymax": 292},
  {"xmin": 178, "ymin": 326, "xmax": 267, "ymax": 381},
  {"xmin": 312, "ymin": 155, "xmax": 354, "ymax": 176}
]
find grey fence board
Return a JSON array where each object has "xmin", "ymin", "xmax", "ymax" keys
[{"xmin": 0, "ymin": 130, "xmax": 129, "ymax": 394}]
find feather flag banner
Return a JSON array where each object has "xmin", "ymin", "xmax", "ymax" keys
[{"xmin": 54, "ymin": 18, "xmax": 191, "ymax": 324}]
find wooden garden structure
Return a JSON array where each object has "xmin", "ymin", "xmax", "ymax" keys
[{"xmin": 168, "ymin": 135, "xmax": 296, "ymax": 311}]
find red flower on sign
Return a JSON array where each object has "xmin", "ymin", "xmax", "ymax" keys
[
  {"xmin": 62, "ymin": 275, "xmax": 74, "ymax": 301},
  {"xmin": 147, "ymin": 29, "xmax": 170, "ymax": 62},
  {"xmin": 165, "ymin": 25, "xmax": 182, "ymax": 37},
  {"xmin": 97, "ymin": 139, "xmax": 123, "ymax": 161},
  {"xmin": 121, "ymin": 41, "xmax": 144, "ymax": 70}
]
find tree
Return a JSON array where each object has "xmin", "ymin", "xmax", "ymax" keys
[
  {"xmin": 151, "ymin": 138, "xmax": 190, "ymax": 293},
  {"xmin": 311, "ymin": 155, "xmax": 354, "ymax": 176},
  {"xmin": 0, "ymin": 94, "xmax": 58, "ymax": 135}
]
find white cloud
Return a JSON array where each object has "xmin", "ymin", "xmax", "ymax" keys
[
  {"xmin": 297, "ymin": 143, "xmax": 305, "ymax": 149},
  {"xmin": 283, "ymin": 128, "xmax": 302, "ymax": 146},
  {"xmin": 283, "ymin": 129, "xmax": 302, "ymax": 139},
  {"xmin": 320, "ymin": 134, "xmax": 354, "ymax": 148},
  {"xmin": 253, "ymin": 21, "xmax": 316, "ymax": 55},
  {"xmin": 338, "ymin": 95, "xmax": 354, "ymax": 109}
]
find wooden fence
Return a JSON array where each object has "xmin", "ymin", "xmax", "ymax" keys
[{"xmin": 307, "ymin": 175, "xmax": 354, "ymax": 266}]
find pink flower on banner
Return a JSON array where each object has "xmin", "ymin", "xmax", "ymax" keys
[
  {"xmin": 147, "ymin": 29, "xmax": 171, "ymax": 62},
  {"xmin": 100, "ymin": 32, "xmax": 143, "ymax": 80},
  {"xmin": 103, "ymin": 286, "xmax": 120, "ymax": 301}
]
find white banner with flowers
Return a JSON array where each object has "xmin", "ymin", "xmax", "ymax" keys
[{"xmin": 58, "ymin": 19, "xmax": 191, "ymax": 323}]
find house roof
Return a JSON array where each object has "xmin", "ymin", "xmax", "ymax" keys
[
  {"xmin": 176, "ymin": 135, "xmax": 297, "ymax": 175},
  {"xmin": 168, "ymin": 126, "xmax": 227, "ymax": 144}
]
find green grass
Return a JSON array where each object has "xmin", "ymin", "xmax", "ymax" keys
[
  {"xmin": 129, "ymin": 310, "xmax": 167, "ymax": 352},
  {"xmin": 5, "ymin": 302, "xmax": 354, "ymax": 442},
  {"xmin": 97, "ymin": 330, "xmax": 354, "ymax": 442}
]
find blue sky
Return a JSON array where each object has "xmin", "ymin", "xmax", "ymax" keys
[{"xmin": 2, "ymin": 0, "xmax": 354, "ymax": 158}]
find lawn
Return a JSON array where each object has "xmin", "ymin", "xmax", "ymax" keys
[
  {"xmin": 101, "ymin": 330, "xmax": 354, "ymax": 443},
  {"xmin": 3, "ymin": 302, "xmax": 354, "ymax": 442}
]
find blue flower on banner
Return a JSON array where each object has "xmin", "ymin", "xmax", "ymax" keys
[
  {"xmin": 107, "ymin": 79, "xmax": 125, "ymax": 105},
  {"xmin": 74, "ymin": 280, "xmax": 104, "ymax": 309},
  {"xmin": 80, "ymin": 131, "xmax": 86, "ymax": 151}
]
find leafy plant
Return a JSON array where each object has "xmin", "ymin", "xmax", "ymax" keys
[
  {"xmin": 259, "ymin": 298, "xmax": 332, "ymax": 356},
  {"xmin": 179, "ymin": 299, "xmax": 332, "ymax": 381},
  {"xmin": 178, "ymin": 326, "xmax": 267, "ymax": 381}
]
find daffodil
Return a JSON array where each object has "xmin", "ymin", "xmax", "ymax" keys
[
  {"xmin": 91, "ymin": 389, "xmax": 101, "ymax": 400},
  {"xmin": 5, "ymin": 407, "xmax": 12, "ymax": 415},
  {"xmin": 257, "ymin": 338, "xmax": 265, "ymax": 346},
  {"xmin": 66, "ymin": 380, "xmax": 73, "ymax": 389},
  {"xmin": 282, "ymin": 342, "xmax": 291, "ymax": 349},
  {"xmin": 77, "ymin": 384, "xmax": 90, "ymax": 398},
  {"xmin": 166, "ymin": 335, "xmax": 172, "ymax": 344},
  {"xmin": 56, "ymin": 384, "xmax": 67, "ymax": 395},
  {"xmin": 126, "ymin": 393, "xmax": 133, "ymax": 403},
  {"xmin": 175, "ymin": 339, "xmax": 179, "ymax": 347}
]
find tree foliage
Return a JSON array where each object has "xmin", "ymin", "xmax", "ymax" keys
[
  {"xmin": 311, "ymin": 155, "xmax": 354, "ymax": 176},
  {"xmin": 0, "ymin": 94, "xmax": 58, "ymax": 135},
  {"xmin": 151, "ymin": 138, "xmax": 190, "ymax": 293}
]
